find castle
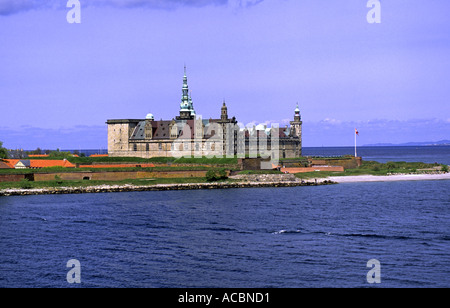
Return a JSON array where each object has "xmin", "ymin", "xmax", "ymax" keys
[{"xmin": 107, "ymin": 68, "xmax": 302, "ymax": 160}]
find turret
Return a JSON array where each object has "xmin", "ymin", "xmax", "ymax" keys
[
  {"xmin": 290, "ymin": 103, "xmax": 302, "ymax": 138},
  {"xmin": 144, "ymin": 113, "xmax": 154, "ymax": 140},
  {"xmin": 221, "ymin": 101, "xmax": 228, "ymax": 121},
  {"xmin": 294, "ymin": 103, "xmax": 301, "ymax": 122}
]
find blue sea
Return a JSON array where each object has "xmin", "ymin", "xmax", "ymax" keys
[{"xmin": 0, "ymin": 146, "xmax": 449, "ymax": 288}]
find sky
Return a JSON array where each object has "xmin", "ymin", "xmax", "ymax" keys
[{"xmin": 0, "ymin": 0, "xmax": 449, "ymax": 149}]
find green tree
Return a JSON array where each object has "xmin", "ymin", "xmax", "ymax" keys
[
  {"xmin": 0, "ymin": 141, "xmax": 8, "ymax": 159},
  {"xmin": 385, "ymin": 162, "xmax": 397, "ymax": 170},
  {"xmin": 48, "ymin": 150, "xmax": 73, "ymax": 159},
  {"xmin": 206, "ymin": 168, "xmax": 228, "ymax": 181}
]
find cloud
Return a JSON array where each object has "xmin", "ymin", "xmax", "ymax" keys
[
  {"xmin": 228, "ymin": 0, "xmax": 264, "ymax": 9},
  {"xmin": 0, "ymin": 0, "xmax": 263, "ymax": 16},
  {"xmin": 89, "ymin": 0, "xmax": 227, "ymax": 10},
  {"xmin": 0, "ymin": 0, "xmax": 35, "ymax": 15}
]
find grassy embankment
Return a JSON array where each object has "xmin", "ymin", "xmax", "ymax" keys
[
  {"xmin": 0, "ymin": 156, "xmax": 240, "ymax": 190},
  {"xmin": 0, "ymin": 177, "xmax": 219, "ymax": 190},
  {"xmin": 1, "ymin": 156, "xmax": 447, "ymax": 190}
]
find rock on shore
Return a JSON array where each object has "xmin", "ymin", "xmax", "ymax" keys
[{"xmin": 0, "ymin": 177, "xmax": 335, "ymax": 197}]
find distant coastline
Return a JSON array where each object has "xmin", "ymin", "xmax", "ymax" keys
[{"xmin": 363, "ymin": 140, "xmax": 450, "ymax": 147}]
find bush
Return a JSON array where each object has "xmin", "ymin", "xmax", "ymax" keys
[
  {"xmin": 442, "ymin": 165, "xmax": 449, "ymax": 173},
  {"xmin": 386, "ymin": 162, "xmax": 397, "ymax": 170},
  {"xmin": 206, "ymin": 168, "xmax": 228, "ymax": 181},
  {"xmin": 54, "ymin": 175, "xmax": 63, "ymax": 185},
  {"xmin": 19, "ymin": 179, "xmax": 32, "ymax": 189},
  {"xmin": 48, "ymin": 150, "xmax": 73, "ymax": 159}
]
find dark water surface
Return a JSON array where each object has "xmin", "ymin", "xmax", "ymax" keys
[{"xmin": 1, "ymin": 180, "xmax": 449, "ymax": 288}]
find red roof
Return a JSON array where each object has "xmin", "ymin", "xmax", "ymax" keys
[
  {"xmin": 30, "ymin": 160, "xmax": 76, "ymax": 168},
  {"xmin": 3, "ymin": 159, "xmax": 20, "ymax": 168},
  {"xmin": 0, "ymin": 160, "xmax": 12, "ymax": 169},
  {"xmin": 79, "ymin": 163, "xmax": 155, "ymax": 169},
  {"xmin": 3, "ymin": 159, "xmax": 76, "ymax": 169}
]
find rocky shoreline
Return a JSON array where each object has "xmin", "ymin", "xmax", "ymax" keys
[
  {"xmin": 0, "ymin": 179, "xmax": 336, "ymax": 197},
  {"xmin": 2, "ymin": 172, "xmax": 447, "ymax": 197}
]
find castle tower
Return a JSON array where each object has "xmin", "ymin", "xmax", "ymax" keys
[
  {"xmin": 290, "ymin": 103, "xmax": 302, "ymax": 138},
  {"xmin": 144, "ymin": 113, "xmax": 154, "ymax": 140},
  {"xmin": 177, "ymin": 66, "xmax": 195, "ymax": 120},
  {"xmin": 221, "ymin": 100, "xmax": 228, "ymax": 121}
]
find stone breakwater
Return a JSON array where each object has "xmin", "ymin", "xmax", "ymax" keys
[
  {"xmin": 0, "ymin": 180, "xmax": 336, "ymax": 197},
  {"xmin": 229, "ymin": 174, "xmax": 299, "ymax": 182}
]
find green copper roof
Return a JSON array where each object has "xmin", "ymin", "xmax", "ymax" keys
[{"xmin": 180, "ymin": 67, "xmax": 195, "ymax": 114}]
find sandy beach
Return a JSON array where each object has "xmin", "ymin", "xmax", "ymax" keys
[{"xmin": 325, "ymin": 173, "xmax": 450, "ymax": 183}]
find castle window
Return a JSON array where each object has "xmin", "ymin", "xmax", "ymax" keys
[
  {"xmin": 133, "ymin": 144, "xmax": 137, "ymax": 152},
  {"xmin": 146, "ymin": 143, "xmax": 149, "ymax": 152},
  {"xmin": 159, "ymin": 143, "xmax": 162, "ymax": 151}
]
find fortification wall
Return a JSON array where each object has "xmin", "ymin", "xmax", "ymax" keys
[
  {"xmin": 0, "ymin": 174, "xmax": 27, "ymax": 183},
  {"xmin": 309, "ymin": 157, "xmax": 362, "ymax": 169},
  {"xmin": 281, "ymin": 166, "xmax": 345, "ymax": 173},
  {"xmin": 33, "ymin": 170, "xmax": 208, "ymax": 182}
]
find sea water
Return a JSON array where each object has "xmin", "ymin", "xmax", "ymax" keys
[{"xmin": 0, "ymin": 181, "xmax": 448, "ymax": 288}]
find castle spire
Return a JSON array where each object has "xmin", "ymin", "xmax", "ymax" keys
[
  {"xmin": 294, "ymin": 102, "xmax": 301, "ymax": 121},
  {"xmin": 178, "ymin": 66, "xmax": 195, "ymax": 120},
  {"xmin": 221, "ymin": 100, "xmax": 228, "ymax": 120}
]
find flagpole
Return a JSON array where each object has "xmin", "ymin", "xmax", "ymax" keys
[{"xmin": 354, "ymin": 129, "xmax": 357, "ymax": 158}]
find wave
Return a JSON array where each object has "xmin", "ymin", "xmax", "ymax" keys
[
  {"xmin": 199, "ymin": 227, "xmax": 239, "ymax": 232},
  {"xmin": 335, "ymin": 233, "xmax": 414, "ymax": 240},
  {"xmin": 272, "ymin": 229, "xmax": 302, "ymax": 235},
  {"xmin": 272, "ymin": 229, "xmax": 422, "ymax": 241}
]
